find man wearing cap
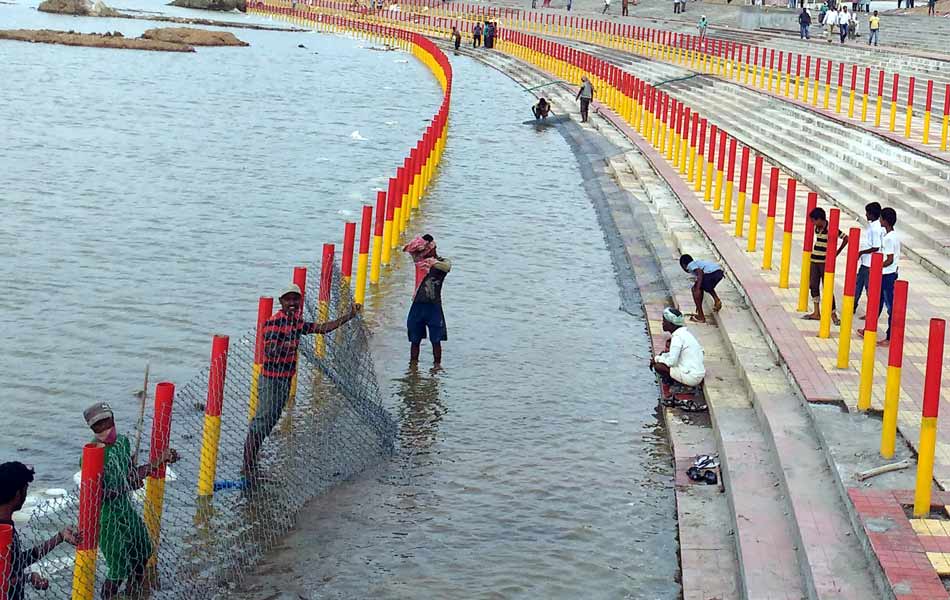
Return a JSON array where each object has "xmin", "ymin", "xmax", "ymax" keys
[
  {"xmin": 576, "ymin": 76, "xmax": 595, "ymax": 123},
  {"xmin": 0, "ymin": 462, "xmax": 81, "ymax": 600},
  {"xmin": 649, "ymin": 307, "xmax": 706, "ymax": 398},
  {"xmin": 242, "ymin": 283, "xmax": 361, "ymax": 479},
  {"xmin": 83, "ymin": 402, "xmax": 180, "ymax": 599}
]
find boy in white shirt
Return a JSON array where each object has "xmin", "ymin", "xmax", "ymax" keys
[
  {"xmin": 877, "ymin": 207, "xmax": 900, "ymax": 345},
  {"xmin": 650, "ymin": 308, "xmax": 706, "ymax": 398},
  {"xmin": 855, "ymin": 202, "xmax": 883, "ymax": 319}
]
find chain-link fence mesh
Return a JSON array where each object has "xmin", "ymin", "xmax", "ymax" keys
[{"xmin": 2, "ymin": 259, "xmax": 396, "ymax": 600}]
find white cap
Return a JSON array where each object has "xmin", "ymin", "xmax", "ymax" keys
[{"xmin": 279, "ymin": 283, "xmax": 302, "ymax": 298}]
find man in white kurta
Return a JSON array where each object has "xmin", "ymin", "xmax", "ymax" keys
[{"xmin": 651, "ymin": 307, "xmax": 706, "ymax": 389}]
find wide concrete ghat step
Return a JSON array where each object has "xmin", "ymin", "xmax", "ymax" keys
[
  {"xmin": 571, "ymin": 43, "xmax": 950, "ymax": 283},
  {"xmin": 611, "ymin": 145, "xmax": 881, "ymax": 600},
  {"xmin": 468, "ymin": 47, "xmax": 803, "ymax": 600}
]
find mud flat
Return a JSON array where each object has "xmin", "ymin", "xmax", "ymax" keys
[
  {"xmin": 0, "ymin": 28, "xmax": 197, "ymax": 50},
  {"xmin": 141, "ymin": 26, "xmax": 248, "ymax": 45}
]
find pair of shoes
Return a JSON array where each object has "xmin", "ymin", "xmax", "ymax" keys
[{"xmin": 686, "ymin": 466, "xmax": 719, "ymax": 485}]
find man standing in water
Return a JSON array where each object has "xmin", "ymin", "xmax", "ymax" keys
[
  {"xmin": 0, "ymin": 462, "xmax": 81, "ymax": 600},
  {"xmin": 576, "ymin": 76, "xmax": 594, "ymax": 123},
  {"xmin": 404, "ymin": 235, "xmax": 451, "ymax": 368},
  {"xmin": 242, "ymin": 284, "xmax": 361, "ymax": 479},
  {"xmin": 650, "ymin": 307, "xmax": 706, "ymax": 398},
  {"xmin": 83, "ymin": 402, "xmax": 180, "ymax": 600}
]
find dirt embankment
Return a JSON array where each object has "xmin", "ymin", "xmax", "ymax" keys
[
  {"xmin": 141, "ymin": 26, "xmax": 248, "ymax": 45},
  {"xmin": 0, "ymin": 29, "xmax": 196, "ymax": 51}
]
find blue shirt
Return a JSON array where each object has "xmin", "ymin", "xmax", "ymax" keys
[{"xmin": 687, "ymin": 259, "xmax": 722, "ymax": 274}]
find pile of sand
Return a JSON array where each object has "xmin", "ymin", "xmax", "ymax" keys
[
  {"xmin": 37, "ymin": 0, "xmax": 119, "ymax": 16},
  {"xmin": 141, "ymin": 26, "xmax": 249, "ymax": 46}
]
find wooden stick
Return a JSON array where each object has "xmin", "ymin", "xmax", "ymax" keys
[
  {"xmin": 855, "ymin": 458, "xmax": 913, "ymax": 482},
  {"xmin": 133, "ymin": 363, "xmax": 149, "ymax": 461}
]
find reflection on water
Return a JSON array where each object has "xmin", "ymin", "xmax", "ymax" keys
[
  {"xmin": 396, "ymin": 366, "xmax": 445, "ymax": 455},
  {"xmin": 235, "ymin": 51, "xmax": 680, "ymax": 599}
]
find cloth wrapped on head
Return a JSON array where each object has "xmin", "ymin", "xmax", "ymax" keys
[{"xmin": 663, "ymin": 307, "xmax": 686, "ymax": 327}]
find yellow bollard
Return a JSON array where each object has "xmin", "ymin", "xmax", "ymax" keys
[
  {"xmin": 778, "ymin": 179, "xmax": 796, "ymax": 288},
  {"xmin": 913, "ymin": 317, "xmax": 946, "ymax": 516},
  {"xmin": 762, "ymin": 167, "xmax": 779, "ymax": 269},
  {"xmin": 817, "ymin": 208, "xmax": 841, "ymax": 339},
  {"xmin": 880, "ymin": 281, "xmax": 909, "ymax": 458},
  {"xmin": 797, "ymin": 193, "xmax": 818, "ymax": 311},
  {"xmin": 857, "ymin": 253, "xmax": 883, "ymax": 410},
  {"xmin": 197, "ymin": 335, "xmax": 228, "ymax": 497},
  {"xmin": 836, "ymin": 228, "xmax": 862, "ymax": 368}
]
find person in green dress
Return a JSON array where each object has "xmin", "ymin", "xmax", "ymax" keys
[{"xmin": 83, "ymin": 402, "xmax": 180, "ymax": 599}]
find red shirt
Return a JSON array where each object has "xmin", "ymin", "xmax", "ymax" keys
[{"xmin": 262, "ymin": 310, "xmax": 319, "ymax": 378}]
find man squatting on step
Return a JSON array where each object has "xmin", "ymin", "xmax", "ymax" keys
[
  {"xmin": 243, "ymin": 283, "xmax": 361, "ymax": 479},
  {"xmin": 404, "ymin": 235, "xmax": 451, "ymax": 367},
  {"xmin": 679, "ymin": 254, "xmax": 724, "ymax": 323},
  {"xmin": 650, "ymin": 308, "xmax": 706, "ymax": 397}
]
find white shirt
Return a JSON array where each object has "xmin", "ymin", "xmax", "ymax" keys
[
  {"xmin": 657, "ymin": 327, "xmax": 705, "ymax": 378},
  {"xmin": 837, "ymin": 11, "xmax": 850, "ymax": 25},
  {"xmin": 687, "ymin": 259, "xmax": 722, "ymax": 274},
  {"xmin": 859, "ymin": 220, "xmax": 884, "ymax": 268},
  {"xmin": 881, "ymin": 230, "xmax": 901, "ymax": 275}
]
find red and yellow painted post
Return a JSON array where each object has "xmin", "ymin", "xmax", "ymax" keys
[
  {"xmin": 341, "ymin": 221, "xmax": 356, "ymax": 295},
  {"xmin": 713, "ymin": 129, "xmax": 727, "ymax": 211},
  {"xmin": 762, "ymin": 166, "xmax": 779, "ymax": 270},
  {"xmin": 942, "ymin": 84, "xmax": 950, "ymax": 151},
  {"xmin": 704, "ymin": 124, "xmax": 718, "ymax": 203},
  {"xmin": 723, "ymin": 137, "xmax": 737, "ymax": 224},
  {"xmin": 812, "ymin": 58, "xmax": 821, "ymax": 107},
  {"xmin": 836, "ymin": 228, "xmax": 861, "ymax": 367},
  {"xmin": 679, "ymin": 107, "xmax": 692, "ymax": 175},
  {"xmin": 835, "ymin": 63, "xmax": 845, "ymax": 114},
  {"xmin": 923, "ymin": 80, "xmax": 934, "ymax": 145},
  {"xmin": 690, "ymin": 116, "xmax": 703, "ymax": 186},
  {"xmin": 905, "ymin": 76, "xmax": 916, "ymax": 139},
  {"xmin": 355, "ymin": 205, "xmax": 372, "ymax": 305},
  {"xmin": 71, "ymin": 443, "xmax": 105, "ymax": 600},
  {"xmin": 747, "ymin": 155, "xmax": 764, "ymax": 252},
  {"xmin": 197, "ymin": 335, "xmax": 228, "ymax": 498},
  {"xmin": 144, "ymin": 381, "xmax": 174, "ymax": 567},
  {"xmin": 913, "ymin": 318, "xmax": 946, "ymax": 517},
  {"xmin": 817, "ymin": 208, "xmax": 840, "ymax": 338},
  {"xmin": 734, "ymin": 146, "xmax": 750, "ymax": 237},
  {"xmin": 881, "ymin": 280, "xmax": 909, "ymax": 458},
  {"xmin": 368, "ymin": 190, "xmax": 384, "ymax": 284},
  {"xmin": 783, "ymin": 52, "xmax": 791, "ymax": 97},
  {"xmin": 778, "ymin": 178, "xmax": 796, "ymax": 288},
  {"xmin": 793, "ymin": 54, "xmax": 802, "ymax": 100},
  {"xmin": 823, "ymin": 60, "xmax": 832, "ymax": 110},
  {"xmin": 889, "ymin": 73, "xmax": 899, "ymax": 132},
  {"xmin": 797, "ymin": 192, "xmax": 818, "ymax": 311},
  {"xmin": 249, "ymin": 296, "xmax": 272, "ymax": 422},
  {"xmin": 875, "ymin": 70, "xmax": 885, "ymax": 127},
  {"xmin": 317, "ymin": 244, "xmax": 334, "ymax": 357},
  {"xmin": 381, "ymin": 182, "xmax": 395, "ymax": 266},
  {"xmin": 0, "ymin": 523, "xmax": 11, "ymax": 600},
  {"xmin": 284, "ymin": 267, "xmax": 307, "ymax": 408},
  {"xmin": 802, "ymin": 56, "xmax": 811, "ymax": 104},
  {"xmin": 857, "ymin": 253, "xmax": 883, "ymax": 411},
  {"xmin": 847, "ymin": 64, "xmax": 858, "ymax": 118},
  {"xmin": 860, "ymin": 67, "xmax": 870, "ymax": 122}
]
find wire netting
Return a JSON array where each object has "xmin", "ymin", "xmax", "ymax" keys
[{"xmin": 3, "ymin": 260, "xmax": 396, "ymax": 600}]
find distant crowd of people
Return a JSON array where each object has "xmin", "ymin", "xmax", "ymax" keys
[{"xmin": 799, "ymin": 3, "xmax": 883, "ymax": 44}]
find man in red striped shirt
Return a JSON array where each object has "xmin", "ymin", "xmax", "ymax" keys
[{"xmin": 242, "ymin": 283, "xmax": 360, "ymax": 479}]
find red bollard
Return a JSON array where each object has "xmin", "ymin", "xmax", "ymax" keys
[
  {"xmin": 747, "ymin": 155, "xmax": 764, "ymax": 252},
  {"xmin": 292, "ymin": 266, "xmax": 307, "ymax": 315},
  {"xmin": 835, "ymin": 227, "xmax": 862, "ymax": 366},
  {"xmin": 355, "ymin": 205, "xmax": 372, "ymax": 305},
  {"xmin": 0, "ymin": 524, "xmax": 11, "ymax": 600},
  {"xmin": 778, "ymin": 178, "xmax": 796, "ymax": 288},
  {"xmin": 341, "ymin": 221, "xmax": 356, "ymax": 286},
  {"xmin": 704, "ymin": 124, "xmax": 718, "ymax": 203},
  {"xmin": 71, "ymin": 443, "xmax": 105, "ymax": 600},
  {"xmin": 818, "ymin": 208, "xmax": 840, "ymax": 338},
  {"xmin": 913, "ymin": 317, "xmax": 947, "ymax": 515},
  {"xmin": 197, "ymin": 335, "xmax": 229, "ymax": 497},
  {"xmin": 723, "ymin": 137, "xmax": 737, "ymax": 223},
  {"xmin": 796, "ymin": 192, "xmax": 819, "ymax": 311},
  {"xmin": 762, "ymin": 166, "xmax": 779, "ymax": 269},
  {"xmin": 881, "ymin": 280, "xmax": 909, "ymax": 457}
]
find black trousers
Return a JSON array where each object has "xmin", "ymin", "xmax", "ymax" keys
[{"xmin": 580, "ymin": 98, "xmax": 591, "ymax": 121}]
